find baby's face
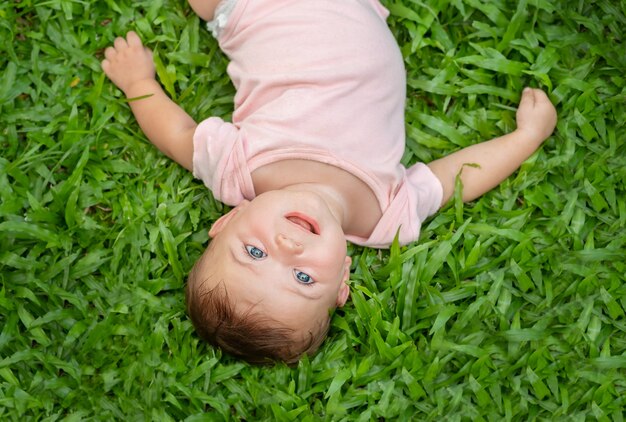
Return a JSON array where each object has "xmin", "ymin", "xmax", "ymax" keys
[{"xmin": 202, "ymin": 190, "xmax": 352, "ymax": 335}]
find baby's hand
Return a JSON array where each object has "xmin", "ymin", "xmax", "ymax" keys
[
  {"xmin": 515, "ymin": 88, "xmax": 557, "ymax": 143},
  {"xmin": 101, "ymin": 31, "xmax": 155, "ymax": 96}
]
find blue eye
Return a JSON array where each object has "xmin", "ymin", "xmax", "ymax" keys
[
  {"xmin": 245, "ymin": 245, "xmax": 266, "ymax": 259},
  {"xmin": 294, "ymin": 270, "xmax": 314, "ymax": 285}
]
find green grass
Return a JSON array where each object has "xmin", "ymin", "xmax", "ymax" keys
[{"xmin": 1, "ymin": 0, "xmax": 625, "ymax": 420}]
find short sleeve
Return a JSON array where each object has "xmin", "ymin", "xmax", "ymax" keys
[
  {"xmin": 347, "ymin": 163, "xmax": 443, "ymax": 248},
  {"xmin": 405, "ymin": 162, "xmax": 443, "ymax": 222},
  {"xmin": 193, "ymin": 117, "xmax": 253, "ymax": 205},
  {"xmin": 366, "ymin": 0, "xmax": 391, "ymax": 20}
]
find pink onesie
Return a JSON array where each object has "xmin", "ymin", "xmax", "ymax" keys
[{"xmin": 192, "ymin": 0, "xmax": 443, "ymax": 248}]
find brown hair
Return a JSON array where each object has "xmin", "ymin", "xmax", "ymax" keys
[{"xmin": 185, "ymin": 248, "xmax": 329, "ymax": 364}]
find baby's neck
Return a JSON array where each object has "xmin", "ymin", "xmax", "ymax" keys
[{"xmin": 251, "ymin": 159, "xmax": 381, "ymax": 238}]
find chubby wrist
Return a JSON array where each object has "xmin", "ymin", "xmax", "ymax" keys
[
  {"xmin": 123, "ymin": 78, "xmax": 161, "ymax": 99},
  {"xmin": 513, "ymin": 127, "xmax": 548, "ymax": 147}
]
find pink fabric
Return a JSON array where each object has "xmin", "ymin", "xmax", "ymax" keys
[{"xmin": 193, "ymin": 0, "xmax": 443, "ymax": 248}]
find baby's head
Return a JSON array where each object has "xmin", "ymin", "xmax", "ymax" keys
[{"xmin": 186, "ymin": 190, "xmax": 352, "ymax": 364}]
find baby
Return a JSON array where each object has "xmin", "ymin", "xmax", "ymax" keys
[{"xmin": 102, "ymin": 0, "xmax": 557, "ymax": 364}]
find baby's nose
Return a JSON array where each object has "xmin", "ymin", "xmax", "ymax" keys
[{"xmin": 275, "ymin": 234, "xmax": 303, "ymax": 254}]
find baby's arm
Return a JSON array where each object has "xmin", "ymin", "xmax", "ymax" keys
[
  {"xmin": 101, "ymin": 32, "xmax": 197, "ymax": 171},
  {"xmin": 427, "ymin": 88, "xmax": 557, "ymax": 205}
]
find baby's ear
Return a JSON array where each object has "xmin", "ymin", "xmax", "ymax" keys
[
  {"xmin": 336, "ymin": 256, "xmax": 352, "ymax": 307},
  {"xmin": 208, "ymin": 200, "xmax": 249, "ymax": 238}
]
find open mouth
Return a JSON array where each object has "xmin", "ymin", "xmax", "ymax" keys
[{"xmin": 285, "ymin": 213, "xmax": 320, "ymax": 235}]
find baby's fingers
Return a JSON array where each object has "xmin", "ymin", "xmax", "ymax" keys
[
  {"xmin": 104, "ymin": 46, "xmax": 116, "ymax": 61},
  {"xmin": 527, "ymin": 89, "xmax": 556, "ymax": 118},
  {"xmin": 532, "ymin": 88, "xmax": 551, "ymax": 103},
  {"xmin": 517, "ymin": 88, "xmax": 536, "ymax": 115},
  {"xmin": 113, "ymin": 36, "xmax": 128, "ymax": 50},
  {"xmin": 126, "ymin": 31, "xmax": 143, "ymax": 47},
  {"xmin": 522, "ymin": 87, "xmax": 535, "ymax": 97},
  {"xmin": 523, "ymin": 88, "xmax": 552, "ymax": 106},
  {"xmin": 520, "ymin": 87, "xmax": 541, "ymax": 106},
  {"xmin": 516, "ymin": 87, "xmax": 557, "ymax": 141}
]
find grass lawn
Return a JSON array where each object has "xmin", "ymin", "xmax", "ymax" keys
[{"xmin": 2, "ymin": 0, "xmax": 626, "ymax": 419}]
